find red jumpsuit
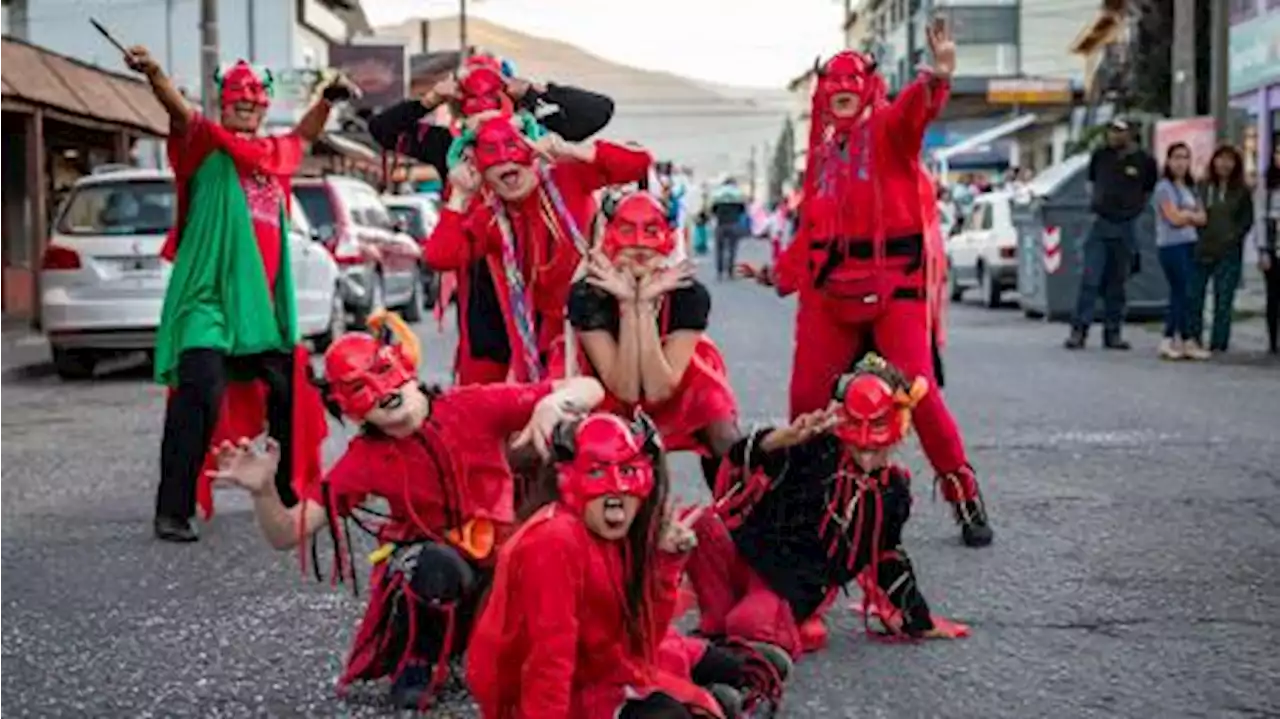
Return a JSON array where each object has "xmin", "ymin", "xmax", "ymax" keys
[
  {"xmin": 301, "ymin": 381, "xmax": 554, "ymax": 697},
  {"xmin": 426, "ymin": 142, "xmax": 653, "ymax": 385},
  {"xmin": 547, "ymin": 279, "xmax": 738, "ymax": 455},
  {"xmin": 790, "ymin": 73, "xmax": 976, "ymax": 501},
  {"xmin": 467, "ymin": 504, "xmax": 724, "ymax": 718}
]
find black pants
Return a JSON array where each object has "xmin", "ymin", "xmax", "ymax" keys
[
  {"xmin": 156, "ymin": 348, "xmax": 296, "ymax": 520},
  {"xmin": 620, "ymin": 693, "xmax": 694, "ymax": 719},
  {"xmin": 715, "ymin": 226, "xmax": 743, "ymax": 278},
  {"xmin": 1264, "ymin": 262, "xmax": 1279, "ymax": 353}
]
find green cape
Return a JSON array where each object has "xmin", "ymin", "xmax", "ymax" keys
[{"xmin": 153, "ymin": 151, "xmax": 298, "ymax": 386}]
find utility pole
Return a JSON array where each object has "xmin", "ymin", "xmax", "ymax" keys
[
  {"xmin": 458, "ymin": 0, "xmax": 469, "ymax": 70},
  {"xmin": 1209, "ymin": 0, "xmax": 1231, "ymax": 140},
  {"xmin": 246, "ymin": 0, "xmax": 256, "ymax": 62},
  {"xmin": 1170, "ymin": 0, "xmax": 1197, "ymax": 117},
  {"xmin": 199, "ymin": 0, "xmax": 218, "ymax": 119}
]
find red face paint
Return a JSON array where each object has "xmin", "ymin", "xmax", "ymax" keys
[
  {"xmin": 323, "ymin": 333, "xmax": 417, "ymax": 421},
  {"xmin": 459, "ymin": 66, "xmax": 512, "ymax": 117},
  {"xmin": 813, "ymin": 51, "xmax": 884, "ymax": 130},
  {"xmin": 556, "ymin": 414, "xmax": 656, "ymax": 514},
  {"xmin": 602, "ymin": 192, "xmax": 675, "ymax": 259},
  {"xmin": 220, "ymin": 60, "xmax": 270, "ymax": 110},
  {"xmin": 833, "ymin": 373, "xmax": 906, "ymax": 449},
  {"xmin": 472, "ymin": 116, "xmax": 534, "ymax": 171}
]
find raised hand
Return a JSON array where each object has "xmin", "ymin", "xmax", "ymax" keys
[
  {"xmin": 530, "ymin": 132, "xmax": 575, "ymax": 162},
  {"xmin": 448, "ymin": 160, "xmax": 483, "ymax": 197},
  {"xmin": 638, "ymin": 261, "xmax": 696, "ymax": 303},
  {"xmin": 205, "ymin": 436, "xmax": 281, "ymax": 496},
  {"xmin": 921, "ymin": 17, "xmax": 956, "ymax": 79},
  {"xmin": 658, "ymin": 503, "xmax": 706, "ymax": 554},
  {"xmin": 432, "ymin": 75, "xmax": 459, "ymax": 102},
  {"xmin": 759, "ymin": 408, "xmax": 840, "ymax": 452},
  {"xmin": 510, "ymin": 396, "xmax": 577, "ymax": 459},
  {"xmin": 123, "ymin": 45, "xmax": 161, "ymax": 78},
  {"xmin": 320, "ymin": 72, "xmax": 359, "ymax": 104},
  {"xmin": 585, "ymin": 250, "xmax": 637, "ymax": 300}
]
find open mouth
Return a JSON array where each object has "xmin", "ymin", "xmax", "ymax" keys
[
  {"xmin": 233, "ymin": 103, "xmax": 259, "ymax": 123},
  {"xmin": 602, "ymin": 496, "xmax": 627, "ymax": 528},
  {"xmin": 498, "ymin": 168, "xmax": 522, "ymax": 190},
  {"xmin": 377, "ymin": 393, "xmax": 404, "ymax": 411},
  {"xmin": 831, "ymin": 94, "xmax": 859, "ymax": 114}
]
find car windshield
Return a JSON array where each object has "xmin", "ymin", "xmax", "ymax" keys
[
  {"xmin": 387, "ymin": 206, "xmax": 427, "ymax": 236},
  {"xmin": 56, "ymin": 179, "xmax": 175, "ymax": 236},
  {"xmin": 294, "ymin": 185, "xmax": 337, "ymax": 234}
]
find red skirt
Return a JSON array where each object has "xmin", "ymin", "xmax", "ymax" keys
[{"xmin": 547, "ymin": 334, "xmax": 738, "ymax": 454}]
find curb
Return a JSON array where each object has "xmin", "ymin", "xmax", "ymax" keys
[{"xmin": 1, "ymin": 333, "xmax": 51, "ymax": 375}]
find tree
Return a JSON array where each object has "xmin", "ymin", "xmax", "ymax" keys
[
  {"xmin": 1127, "ymin": 0, "xmax": 1212, "ymax": 116},
  {"xmin": 768, "ymin": 118, "xmax": 796, "ymax": 206}
]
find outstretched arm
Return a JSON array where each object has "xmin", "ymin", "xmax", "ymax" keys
[
  {"xmin": 520, "ymin": 82, "xmax": 616, "ymax": 141},
  {"xmin": 205, "ymin": 438, "xmax": 329, "ymax": 550},
  {"xmin": 124, "ymin": 45, "xmax": 194, "ymax": 134},
  {"xmin": 882, "ymin": 17, "xmax": 955, "ymax": 156}
]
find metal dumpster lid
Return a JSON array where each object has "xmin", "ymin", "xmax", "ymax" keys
[{"xmin": 1025, "ymin": 153, "xmax": 1091, "ymax": 199}]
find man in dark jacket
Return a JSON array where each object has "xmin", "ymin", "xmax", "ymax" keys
[
  {"xmin": 1065, "ymin": 118, "xmax": 1158, "ymax": 350},
  {"xmin": 711, "ymin": 177, "xmax": 749, "ymax": 280}
]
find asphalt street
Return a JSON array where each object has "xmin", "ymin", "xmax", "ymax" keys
[{"xmin": 3, "ymin": 240, "xmax": 1279, "ymax": 718}]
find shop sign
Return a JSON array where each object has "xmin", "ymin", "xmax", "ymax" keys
[
  {"xmin": 1229, "ymin": 9, "xmax": 1280, "ymax": 94},
  {"xmin": 986, "ymin": 78, "xmax": 1072, "ymax": 105}
]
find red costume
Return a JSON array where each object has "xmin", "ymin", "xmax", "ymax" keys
[
  {"xmin": 306, "ymin": 316, "xmax": 557, "ymax": 710},
  {"xmin": 468, "ymin": 413, "xmax": 724, "ymax": 718},
  {"xmin": 426, "ymin": 116, "xmax": 651, "ymax": 385},
  {"xmin": 788, "ymin": 51, "xmax": 991, "ymax": 545},
  {"xmin": 689, "ymin": 355, "xmax": 969, "ymax": 659},
  {"xmin": 548, "ymin": 193, "xmax": 738, "ymax": 455}
]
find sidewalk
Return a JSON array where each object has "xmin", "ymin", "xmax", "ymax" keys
[{"xmin": 1, "ymin": 318, "xmax": 50, "ymax": 374}]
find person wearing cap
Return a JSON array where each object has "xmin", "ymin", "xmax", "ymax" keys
[{"xmin": 1064, "ymin": 118, "xmax": 1158, "ymax": 350}]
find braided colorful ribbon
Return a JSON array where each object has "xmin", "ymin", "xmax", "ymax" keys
[{"xmin": 486, "ymin": 191, "xmax": 544, "ymax": 382}]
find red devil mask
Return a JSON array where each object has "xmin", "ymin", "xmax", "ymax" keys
[
  {"xmin": 459, "ymin": 62, "xmax": 512, "ymax": 117},
  {"xmin": 831, "ymin": 364, "xmax": 928, "ymax": 450},
  {"xmin": 472, "ymin": 115, "xmax": 535, "ymax": 171},
  {"xmin": 323, "ymin": 316, "xmax": 420, "ymax": 420},
  {"xmin": 553, "ymin": 413, "xmax": 659, "ymax": 514},
  {"xmin": 219, "ymin": 60, "xmax": 270, "ymax": 110},
  {"xmin": 602, "ymin": 192, "xmax": 675, "ymax": 259},
  {"xmin": 813, "ymin": 51, "xmax": 884, "ymax": 131}
]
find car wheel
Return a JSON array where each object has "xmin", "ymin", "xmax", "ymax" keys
[
  {"xmin": 947, "ymin": 259, "xmax": 964, "ymax": 302},
  {"xmin": 422, "ymin": 266, "xmax": 439, "ymax": 310},
  {"xmin": 399, "ymin": 266, "xmax": 424, "ymax": 322},
  {"xmin": 980, "ymin": 263, "xmax": 1001, "ymax": 308},
  {"xmin": 52, "ymin": 347, "xmax": 97, "ymax": 380},
  {"xmin": 314, "ymin": 285, "xmax": 346, "ymax": 351}
]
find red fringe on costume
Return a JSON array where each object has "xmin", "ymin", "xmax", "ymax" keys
[
  {"xmin": 546, "ymin": 335, "xmax": 737, "ymax": 454},
  {"xmin": 189, "ymin": 344, "xmax": 329, "ymax": 519}
]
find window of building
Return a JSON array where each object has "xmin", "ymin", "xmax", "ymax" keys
[{"xmin": 943, "ymin": 5, "xmax": 1018, "ymax": 45}]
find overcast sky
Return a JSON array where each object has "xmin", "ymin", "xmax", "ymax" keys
[{"xmin": 363, "ymin": 0, "xmax": 846, "ymax": 89}]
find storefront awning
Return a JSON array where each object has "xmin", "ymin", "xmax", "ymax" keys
[
  {"xmin": 1, "ymin": 37, "xmax": 167, "ymax": 135},
  {"xmin": 933, "ymin": 113, "xmax": 1038, "ymax": 162}
]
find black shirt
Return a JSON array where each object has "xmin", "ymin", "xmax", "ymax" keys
[
  {"xmin": 725, "ymin": 431, "xmax": 913, "ymax": 621},
  {"xmin": 367, "ymin": 83, "xmax": 616, "ymax": 182},
  {"xmin": 1089, "ymin": 146, "xmax": 1158, "ymax": 222},
  {"xmin": 566, "ymin": 279, "xmax": 711, "ymax": 337}
]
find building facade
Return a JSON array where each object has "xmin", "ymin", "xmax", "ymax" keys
[
  {"xmin": 1228, "ymin": 0, "xmax": 1280, "ymax": 174},
  {"xmin": 4, "ymin": 0, "xmax": 370, "ymax": 126}
]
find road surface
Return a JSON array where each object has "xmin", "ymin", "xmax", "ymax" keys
[{"xmin": 3, "ymin": 241, "xmax": 1278, "ymax": 718}]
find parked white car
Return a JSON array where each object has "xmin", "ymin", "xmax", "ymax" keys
[
  {"xmin": 39, "ymin": 167, "xmax": 343, "ymax": 379},
  {"xmin": 383, "ymin": 194, "xmax": 441, "ymax": 310},
  {"xmin": 946, "ymin": 190, "xmax": 1019, "ymax": 308}
]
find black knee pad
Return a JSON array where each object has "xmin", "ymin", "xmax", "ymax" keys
[{"xmin": 409, "ymin": 543, "xmax": 476, "ymax": 604}]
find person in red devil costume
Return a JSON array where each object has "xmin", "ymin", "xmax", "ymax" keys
[
  {"xmin": 427, "ymin": 114, "xmax": 652, "ymax": 385},
  {"xmin": 548, "ymin": 191, "xmax": 740, "ymax": 487},
  {"xmin": 773, "ymin": 20, "xmax": 992, "ymax": 548},
  {"xmin": 369, "ymin": 53, "xmax": 615, "ymax": 184},
  {"xmin": 123, "ymin": 45, "xmax": 353, "ymax": 543},
  {"xmin": 205, "ymin": 313, "xmax": 606, "ymax": 710},
  {"xmin": 686, "ymin": 353, "xmax": 970, "ymax": 659},
  {"xmin": 466, "ymin": 412, "xmax": 790, "ymax": 719}
]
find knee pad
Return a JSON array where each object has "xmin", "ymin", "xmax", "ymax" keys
[{"xmin": 408, "ymin": 542, "xmax": 477, "ymax": 604}]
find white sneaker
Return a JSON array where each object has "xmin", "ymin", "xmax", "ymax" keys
[
  {"xmin": 1158, "ymin": 338, "xmax": 1183, "ymax": 360},
  {"xmin": 1183, "ymin": 340, "xmax": 1211, "ymax": 360}
]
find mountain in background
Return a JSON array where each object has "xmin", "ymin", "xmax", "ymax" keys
[{"xmin": 375, "ymin": 15, "xmax": 789, "ymax": 183}]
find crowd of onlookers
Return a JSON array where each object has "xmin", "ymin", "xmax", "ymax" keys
[{"xmin": 1065, "ymin": 119, "xmax": 1279, "ymax": 358}]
